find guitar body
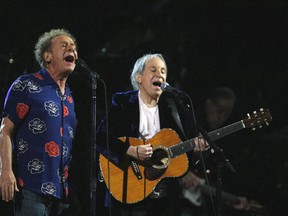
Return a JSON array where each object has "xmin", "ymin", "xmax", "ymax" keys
[
  {"xmin": 99, "ymin": 108, "xmax": 272, "ymax": 204},
  {"xmin": 99, "ymin": 128, "xmax": 189, "ymax": 204}
]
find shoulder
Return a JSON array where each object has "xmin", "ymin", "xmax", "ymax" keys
[
  {"xmin": 112, "ymin": 90, "xmax": 138, "ymax": 105},
  {"xmin": 17, "ymin": 71, "xmax": 42, "ymax": 82},
  {"xmin": 6, "ymin": 73, "xmax": 33, "ymax": 94},
  {"xmin": 11, "ymin": 72, "xmax": 42, "ymax": 88},
  {"xmin": 13, "ymin": 73, "xmax": 34, "ymax": 83}
]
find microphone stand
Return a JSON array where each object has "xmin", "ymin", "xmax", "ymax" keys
[
  {"xmin": 74, "ymin": 59, "xmax": 100, "ymax": 216},
  {"xmin": 171, "ymin": 88, "xmax": 236, "ymax": 216},
  {"xmin": 198, "ymin": 126, "xmax": 236, "ymax": 216},
  {"xmin": 90, "ymin": 72, "xmax": 98, "ymax": 216},
  {"xmin": 168, "ymin": 86, "xmax": 236, "ymax": 216}
]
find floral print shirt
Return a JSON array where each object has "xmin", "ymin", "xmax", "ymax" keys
[{"xmin": 2, "ymin": 68, "xmax": 76, "ymax": 199}]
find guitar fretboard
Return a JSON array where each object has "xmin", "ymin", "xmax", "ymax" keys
[
  {"xmin": 169, "ymin": 120, "xmax": 245, "ymax": 158},
  {"xmin": 208, "ymin": 120, "xmax": 244, "ymax": 141},
  {"xmin": 169, "ymin": 139, "xmax": 196, "ymax": 158}
]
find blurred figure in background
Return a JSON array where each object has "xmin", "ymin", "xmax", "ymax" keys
[
  {"xmin": 180, "ymin": 86, "xmax": 267, "ymax": 216},
  {"xmin": 180, "ymin": 87, "xmax": 244, "ymax": 216},
  {"xmin": 201, "ymin": 87, "xmax": 236, "ymax": 131}
]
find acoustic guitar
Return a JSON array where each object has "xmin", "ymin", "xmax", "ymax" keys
[{"xmin": 99, "ymin": 108, "xmax": 272, "ymax": 204}]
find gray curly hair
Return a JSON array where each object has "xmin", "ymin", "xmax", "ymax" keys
[
  {"xmin": 34, "ymin": 29, "xmax": 77, "ymax": 68},
  {"xmin": 130, "ymin": 53, "xmax": 167, "ymax": 90}
]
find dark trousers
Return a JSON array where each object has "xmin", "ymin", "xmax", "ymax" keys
[
  {"xmin": 14, "ymin": 188, "xmax": 68, "ymax": 216},
  {"xmin": 0, "ymin": 200, "xmax": 14, "ymax": 216}
]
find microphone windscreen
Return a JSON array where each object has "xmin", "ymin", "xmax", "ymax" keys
[{"xmin": 160, "ymin": 82, "xmax": 170, "ymax": 90}]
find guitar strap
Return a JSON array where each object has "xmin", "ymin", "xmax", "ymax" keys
[{"xmin": 166, "ymin": 98, "xmax": 186, "ymax": 139}]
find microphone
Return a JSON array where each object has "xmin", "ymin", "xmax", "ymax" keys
[
  {"xmin": 161, "ymin": 82, "xmax": 192, "ymax": 111},
  {"xmin": 160, "ymin": 82, "xmax": 185, "ymax": 95},
  {"xmin": 74, "ymin": 58, "xmax": 100, "ymax": 79}
]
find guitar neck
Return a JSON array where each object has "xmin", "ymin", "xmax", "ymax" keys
[
  {"xmin": 207, "ymin": 120, "xmax": 245, "ymax": 141},
  {"xmin": 169, "ymin": 120, "xmax": 245, "ymax": 158}
]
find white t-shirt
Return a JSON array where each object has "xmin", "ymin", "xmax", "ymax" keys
[{"xmin": 138, "ymin": 93, "xmax": 160, "ymax": 140}]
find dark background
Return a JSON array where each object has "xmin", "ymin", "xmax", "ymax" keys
[{"xmin": 1, "ymin": 1, "xmax": 288, "ymax": 216}]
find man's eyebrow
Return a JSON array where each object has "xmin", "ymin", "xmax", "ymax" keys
[{"xmin": 60, "ymin": 41, "xmax": 76, "ymax": 45}]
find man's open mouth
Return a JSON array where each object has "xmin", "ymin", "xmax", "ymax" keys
[
  {"xmin": 152, "ymin": 81, "xmax": 161, "ymax": 87},
  {"xmin": 64, "ymin": 55, "xmax": 75, "ymax": 63}
]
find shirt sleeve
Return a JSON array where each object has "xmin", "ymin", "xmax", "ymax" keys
[{"xmin": 2, "ymin": 77, "xmax": 30, "ymax": 127}]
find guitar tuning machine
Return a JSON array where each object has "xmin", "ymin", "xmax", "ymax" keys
[{"xmin": 247, "ymin": 113, "xmax": 251, "ymax": 118}]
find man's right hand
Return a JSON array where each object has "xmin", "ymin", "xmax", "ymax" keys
[
  {"xmin": 127, "ymin": 144, "xmax": 153, "ymax": 160},
  {"xmin": 0, "ymin": 170, "xmax": 19, "ymax": 202}
]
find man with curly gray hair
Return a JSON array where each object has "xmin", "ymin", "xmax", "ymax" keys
[
  {"xmin": 34, "ymin": 29, "xmax": 77, "ymax": 68},
  {"xmin": 0, "ymin": 29, "xmax": 78, "ymax": 215}
]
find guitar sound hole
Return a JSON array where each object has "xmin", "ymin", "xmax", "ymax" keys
[
  {"xmin": 151, "ymin": 148, "xmax": 168, "ymax": 166},
  {"xmin": 144, "ymin": 148, "xmax": 169, "ymax": 181}
]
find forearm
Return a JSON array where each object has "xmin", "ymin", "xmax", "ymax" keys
[
  {"xmin": 0, "ymin": 135, "xmax": 13, "ymax": 174},
  {"xmin": 0, "ymin": 118, "xmax": 14, "ymax": 174},
  {"xmin": 0, "ymin": 117, "xmax": 19, "ymax": 201}
]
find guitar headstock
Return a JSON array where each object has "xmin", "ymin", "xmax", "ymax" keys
[{"xmin": 243, "ymin": 108, "xmax": 272, "ymax": 129}]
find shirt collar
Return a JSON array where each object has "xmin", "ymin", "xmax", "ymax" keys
[{"xmin": 36, "ymin": 68, "xmax": 57, "ymax": 85}]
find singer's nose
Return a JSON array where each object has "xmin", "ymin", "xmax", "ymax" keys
[
  {"xmin": 156, "ymin": 69, "xmax": 165, "ymax": 78},
  {"xmin": 68, "ymin": 48, "xmax": 78, "ymax": 59},
  {"xmin": 73, "ymin": 50, "xmax": 78, "ymax": 59}
]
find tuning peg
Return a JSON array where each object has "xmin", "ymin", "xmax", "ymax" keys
[
  {"xmin": 252, "ymin": 127, "xmax": 256, "ymax": 131},
  {"xmin": 266, "ymin": 122, "xmax": 269, "ymax": 126},
  {"xmin": 260, "ymin": 108, "xmax": 264, "ymax": 112},
  {"xmin": 247, "ymin": 113, "xmax": 251, "ymax": 118},
  {"xmin": 253, "ymin": 111, "xmax": 257, "ymax": 116},
  {"xmin": 259, "ymin": 125, "xmax": 262, "ymax": 128}
]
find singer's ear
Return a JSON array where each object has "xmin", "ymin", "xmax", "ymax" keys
[
  {"xmin": 43, "ymin": 51, "xmax": 52, "ymax": 63},
  {"xmin": 136, "ymin": 74, "xmax": 141, "ymax": 83}
]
